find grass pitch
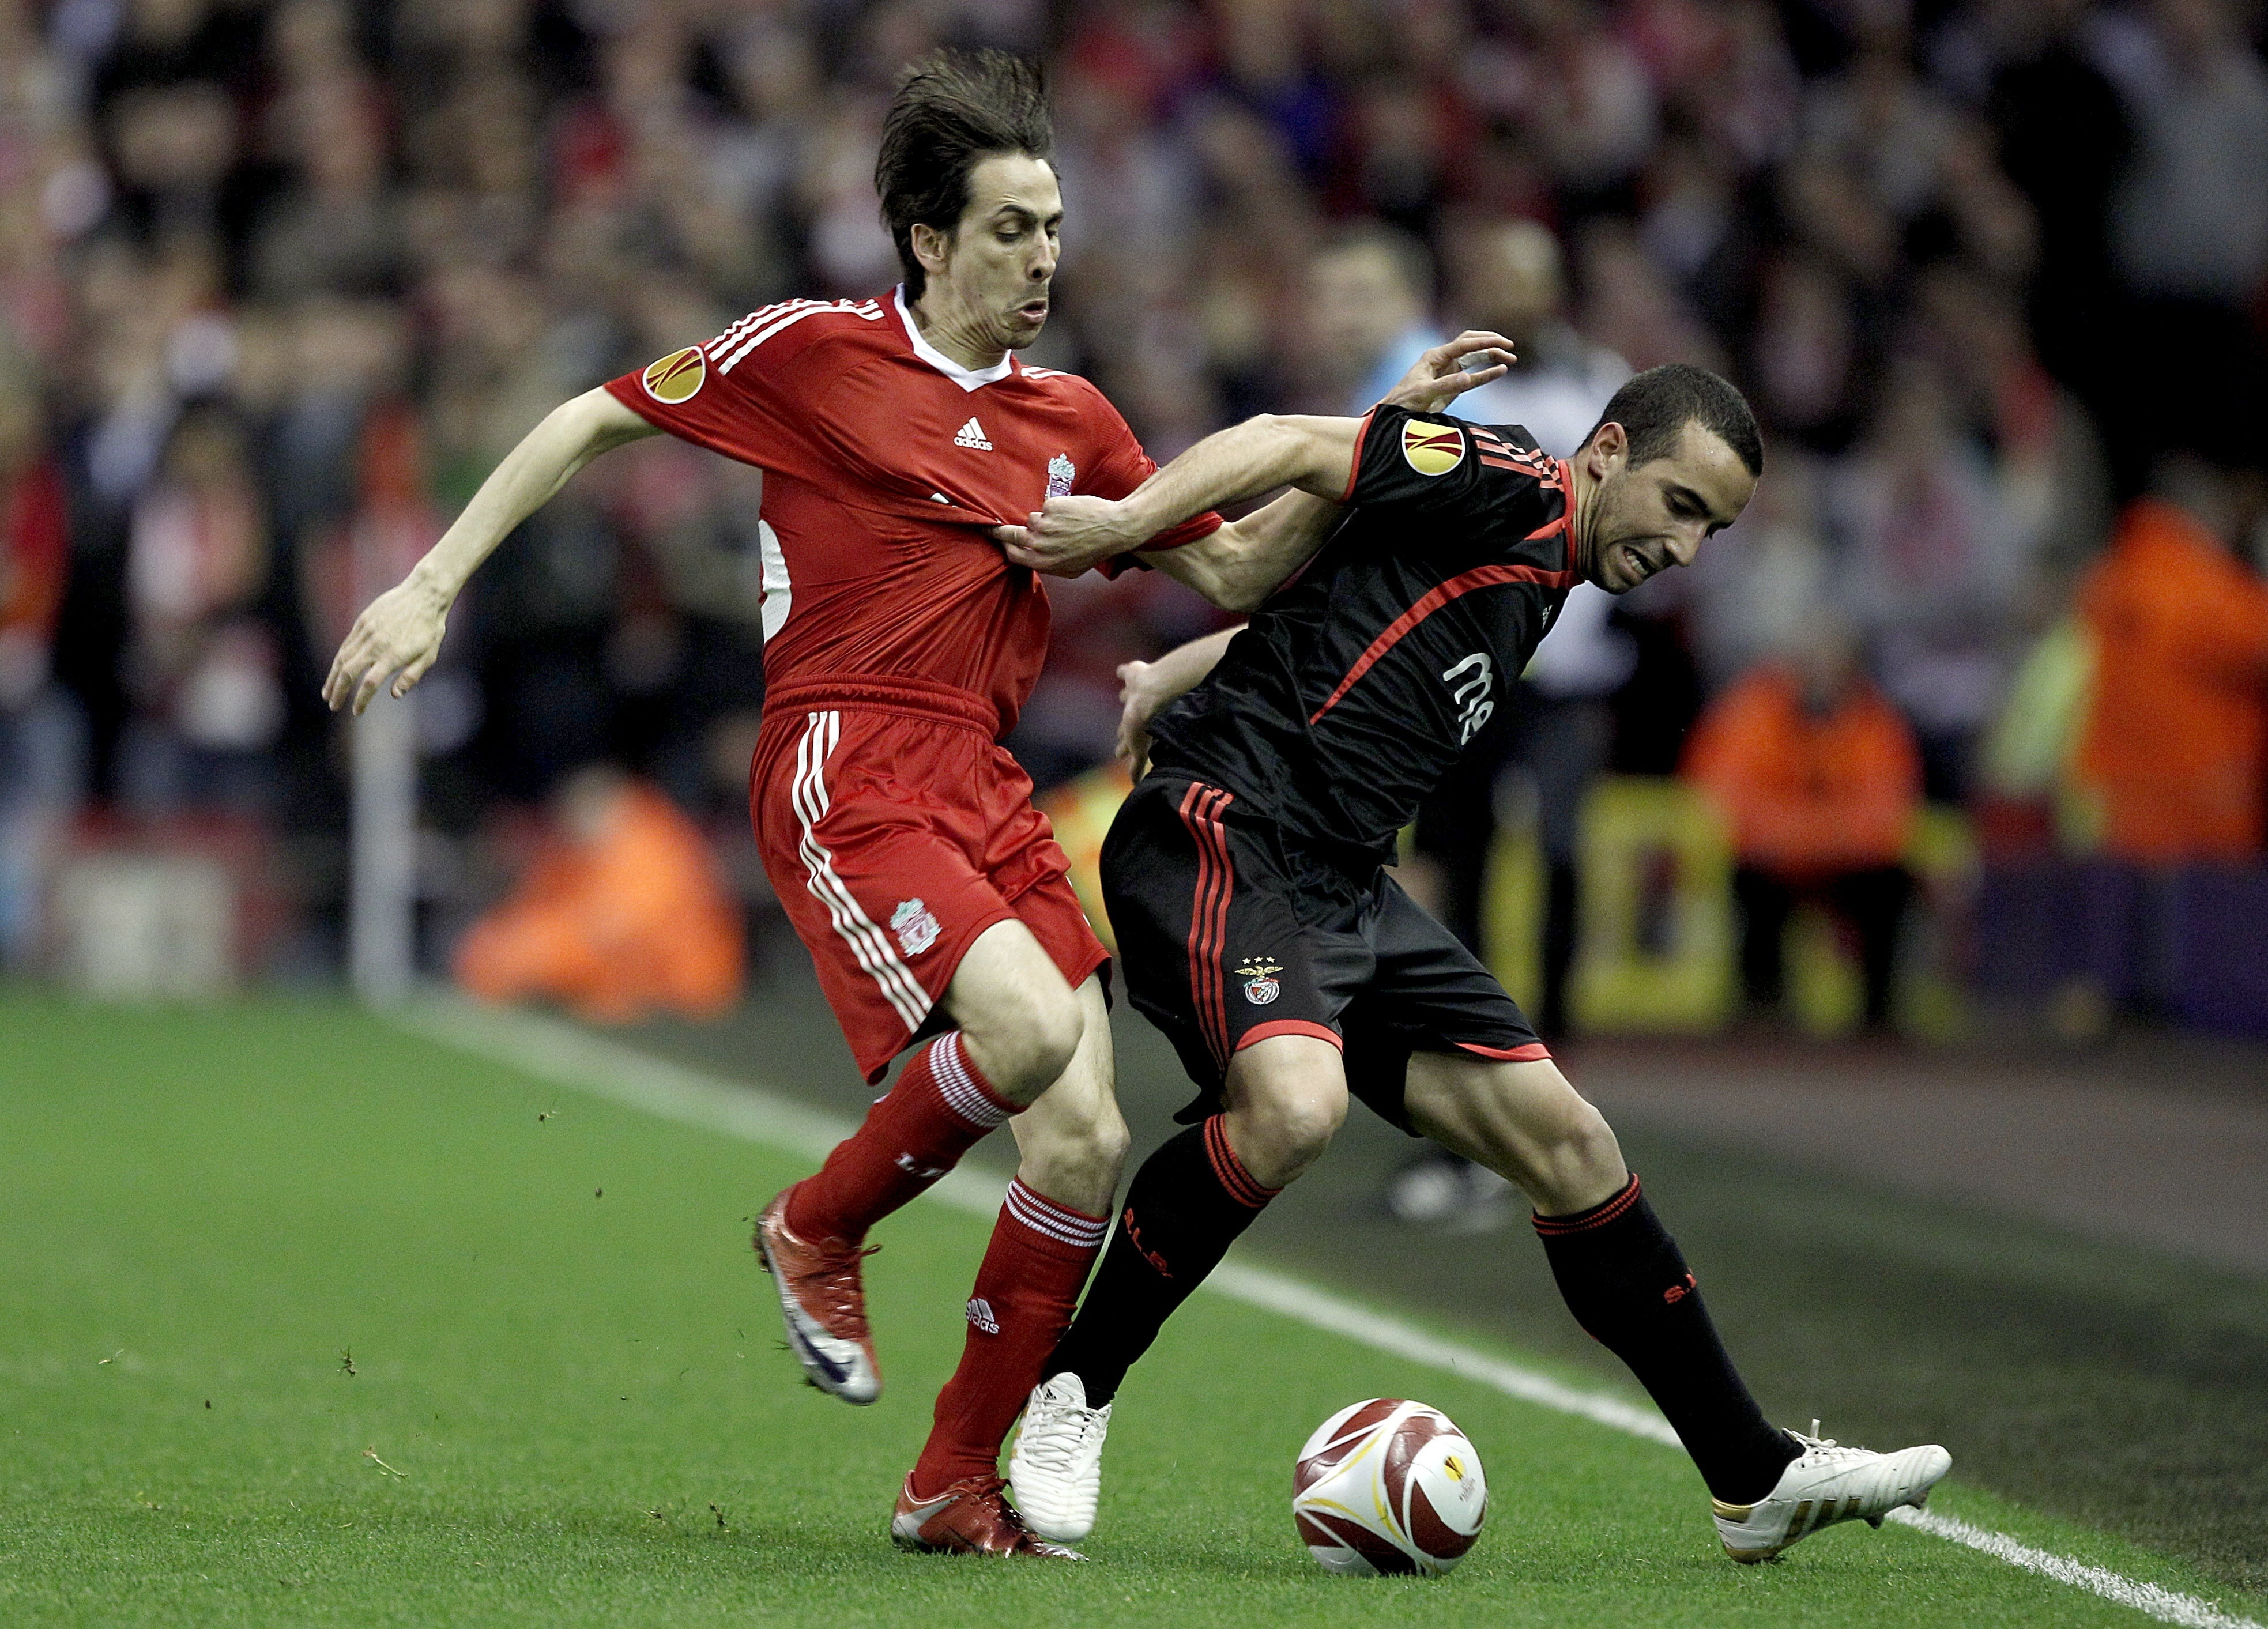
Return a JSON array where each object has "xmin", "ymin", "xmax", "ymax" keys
[{"xmin": 1, "ymin": 994, "xmax": 2257, "ymax": 1628}]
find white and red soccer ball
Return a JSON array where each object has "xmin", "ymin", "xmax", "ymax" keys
[{"xmin": 1291, "ymin": 1398, "xmax": 1488, "ymax": 1575}]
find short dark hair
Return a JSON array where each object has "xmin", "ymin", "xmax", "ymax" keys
[
  {"xmin": 1584, "ymin": 363, "xmax": 1764, "ymax": 477},
  {"xmin": 875, "ymin": 50, "xmax": 1054, "ymax": 301}
]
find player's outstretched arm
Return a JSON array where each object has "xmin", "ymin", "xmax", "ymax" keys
[
  {"xmin": 998, "ymin": 330, "xmax": 1514, "ymax": 582},
  {"xmin": 1001, "ymin": 414, "xmax": 1361, "ymax": 579},
  {"xmin": 324, "ymin": 387, "xmax": 657, "ymax": 715}
]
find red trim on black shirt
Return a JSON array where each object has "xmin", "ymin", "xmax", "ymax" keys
[{"xmin": 1306, "ymin": 560, "xmax": 1577, "ymax": 725}]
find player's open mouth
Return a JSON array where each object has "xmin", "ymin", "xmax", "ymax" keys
[
  {"xmin": 1619, "ymin": 544, "xmax": 1652, "ymax": 583},
  {"xmin": 1018, "ymin": 300, "xmax": 1049, "ymax": 321}
]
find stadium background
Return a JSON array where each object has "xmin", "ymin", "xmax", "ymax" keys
[{"xmin": 2, "ymin": 0, "xmax": 2267, "ymax": 1617}]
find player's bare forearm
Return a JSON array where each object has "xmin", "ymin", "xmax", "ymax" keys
[
  {"xmin": 1144, "ymin": 489, "xmax": 1343, "ymax": 612},
  {"xmin": 413, "ymin": 389, "xmax": 653, "ymax": 598},
  {"xmin": 1116, "ymin": 626, "xmax": 1242, "ymax": 770},
  {"xmin": 324, "ymin": 389, "xmax": 655, "ymax": 714},
  {"xmin": 997, "ymin": 334, "xmax": 1514, "ymax": 580},
  {"xmin": 998, "ymin": 415, "xmax": 1359, "ymax": 578}
]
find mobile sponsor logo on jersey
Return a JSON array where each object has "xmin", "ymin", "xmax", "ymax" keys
[
  {"xmin": 1442, "ymin": 652, "xmax": 1495, "ymax": 744},
  {"xmin": 1401, "ymin": 419, "xmax": 1465, "ymax": 477},
  {"xmin": 1237, "ymin": 957, "xmax": 1283, "ymax": 1005},
  {"xmin": 641, "ymin": 346, "xmax": 706, "ymax": 404},
  {"xmin": 892, "ymin": 898, "xmax": 941, "ymax": 956},
  {"xmin": 1046, "ymin": 453, "xmax": 1076, "ymax": 496}
]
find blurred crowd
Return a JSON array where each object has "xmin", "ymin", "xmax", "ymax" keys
[{"xmin": 1, "ymin": 0, "xmax": 2265, "ymax": 1019}]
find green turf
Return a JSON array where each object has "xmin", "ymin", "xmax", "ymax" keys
[{"xmin": 1, "ymin": 994, "xmax": 2259, "ymax": 1628}]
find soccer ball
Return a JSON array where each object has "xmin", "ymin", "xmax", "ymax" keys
[{"xmin": 1291, "ymin": 1398, "xmax": 1488, "ymax": 1575}]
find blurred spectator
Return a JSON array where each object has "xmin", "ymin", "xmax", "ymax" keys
[
  {"xmin": 2071, "ymin": 454, "xmax": 2268, "ymax": 862},
  {"xmin": 115, "ymin": 404, "xmax": 284, "ymax": 813},
  {"xmin": 1828, "ymin": 353, "xmax": 2041, "ymax": 799},
  {"xmin": 1451, "ymin": 217, "xmax": 1630, "ymax": 452},
  {"xmin": 454, "ymin": 766, "xmax": 744, "ymax": 1023},
  {"xmin": 1413, "ymin": 217, "xmax": 1631, "ymax": 1012},
  {"xmin": 1307, "ymin": 223, "xmax": 1440, "ymax": 413},
  {"xmin": 2103, "ymin": 0, "xmax": 2268, "ymax": 311},
  {"xmin": 1684, "ymin": 618, "xmax": 1922, "ymax": 1030},
  {"xmin": 0, "ymin": 371, "xmax": 77, "ymax": 965}
]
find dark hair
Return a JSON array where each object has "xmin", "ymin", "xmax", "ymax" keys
[
  {"xmin": 875, "ymin": 50, "xmax": 1054, "ymax": 301},
  {"xmin": 1583, "ymin": 363, "xmax": 1764, "ymax": 477}
]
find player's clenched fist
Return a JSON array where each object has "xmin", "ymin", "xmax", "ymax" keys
[{"xmin": 324, "ymin": 572, "xmax": 451, "ymax": 715}]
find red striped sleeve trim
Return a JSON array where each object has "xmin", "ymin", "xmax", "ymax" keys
[
  {"xmin": 1203, "ymin": 1115, "xmax": 1279, "ymax": 1209},
  {"xmin": 1308, "ymin": 560, "xmax": 1577, "ymax": 725},
  {"xmin": 1455, "ymin": 1040, "xmax": 1552, "ymax": 1062},
  {"xmin": 1237, "ymin": 1019, "xmax": 1343, "ymax": 1053},
  {"xmin": 1532, "ymin": 1175, "xmax": 1642, "ymax": 1237}
]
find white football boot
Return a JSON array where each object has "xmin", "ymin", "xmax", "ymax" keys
[
  {"xmin": 1713, "ymin": 1422, "xmax": 1951, "ymax": 1563},
  {"xmin": 1006, "ymin": 1372, "xmax": 1113, "ymax": 1543}
]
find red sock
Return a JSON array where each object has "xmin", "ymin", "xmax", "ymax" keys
[
  {"xmin": 785, "ymin": 1033, "xmax": 1017, "ymax": 1245},
  {"xmin": 910, "ymin": 1178, "xmax": 1108, "ymax": 1495}
]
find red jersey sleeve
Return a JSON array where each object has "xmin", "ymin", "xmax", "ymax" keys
[
  {"xmin": 603, "ymin": 300, "xmax": 887, "ymax": 482},
  {"xmin": 1069, "ymin": 380, "xmax": 1220, "ymax": 574}
]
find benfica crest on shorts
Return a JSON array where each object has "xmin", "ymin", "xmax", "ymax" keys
[
  {"xmin": 891, "ymin": 898, "xmax": 940, "ymax": 957},
  {"xmin": 1237, "ymin": 957, "xmax": 1283, "ymax": 1005},
  {"xmin": 1046, "ymin": 453, "xmax": 1076, "ymax": 497}
]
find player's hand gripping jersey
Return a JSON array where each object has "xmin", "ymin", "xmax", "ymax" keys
[
  {"xmin": 1146, "ymin": 404, "xmax": 1578, "ymax": 859},
  {"xmin": 604, "ymin": 290, "xmax": 1218, "ymax": 1081}
]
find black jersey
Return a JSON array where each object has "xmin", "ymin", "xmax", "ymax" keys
[{"xmin": 1146, "ymin": 404, "xmax": 1579, "ymax": 860}]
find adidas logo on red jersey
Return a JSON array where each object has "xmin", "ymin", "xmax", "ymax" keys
[{"xmin": 954, "ymin": 417, "xmax": 993, "ymax": 451}]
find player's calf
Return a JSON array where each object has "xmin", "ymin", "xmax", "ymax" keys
[{"xmin": 1404, "ymin": 1051, "xmax": 1627, "ymax": 1215}]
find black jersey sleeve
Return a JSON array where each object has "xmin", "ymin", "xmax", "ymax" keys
[{"xmin": 1341, "ymin": 404, "xmax": 1559, "ymax": 539}]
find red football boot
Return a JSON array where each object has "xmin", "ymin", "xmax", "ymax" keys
[
  {"xmin": 890, "ymin": 1475, "xmax": 1086, "ymax": 1559},
  {"xmin": 753, "ymin": 1189, "xmax": 881, "ymax": 1404}
]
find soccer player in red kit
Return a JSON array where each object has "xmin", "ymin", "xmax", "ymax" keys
[{"xmin": 325, "ymin": 51, "xmax": 1434, "ymax": 1558}]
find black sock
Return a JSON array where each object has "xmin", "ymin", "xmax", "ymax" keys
[
  {"xmin": 1045, "ymin": 1118, "xmax": 1277, "ymax": 1406},
  {"xmin": 1535, "ymin": 1176, "xmax": 1798, "ymax": 1504}
]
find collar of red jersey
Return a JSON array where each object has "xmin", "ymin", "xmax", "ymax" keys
[{"xmin": 892, "ymin": 286, "xmax": 1016, "ymax": 393}]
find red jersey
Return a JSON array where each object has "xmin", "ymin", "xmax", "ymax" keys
[{"xmin": 604, "ymin": 287, "xmax": 1218, "ymax": 736}]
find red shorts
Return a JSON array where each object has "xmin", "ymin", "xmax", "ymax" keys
[{"xmin": 751, "ymin": 678, "xmax": 1110, "ymax": 1083}]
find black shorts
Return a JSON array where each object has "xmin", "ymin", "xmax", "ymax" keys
[{"xmin": 1101, "ymin": 774, "xmax": 1548, "ymax": 1133}]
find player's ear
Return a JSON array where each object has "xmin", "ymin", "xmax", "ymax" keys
[
  {"xmin": 910, "ymin": 220, "xmax": 954, "ymax": 276},
  {"xmin": 1584, "ymin": 420, "xmax": 1627, "ymax": 481}
]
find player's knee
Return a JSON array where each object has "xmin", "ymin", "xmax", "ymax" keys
[
  {"xmin": 1535, "ymin": 1098, "xmax": 1626, "ymax": 1211},
  {"xmin": 1026, "ymin": 993, "xmax": 1086, "ymax": 1091},
  {"xmin": 1237, "ymin": 1078, "xmax": 1347, "ymax": 1186},
  {"xmin": 978, "ymin": 986, "xmax": 1085, "ymax": 1103}
]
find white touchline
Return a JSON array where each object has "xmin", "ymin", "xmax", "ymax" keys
[{"xmin": 393, "ymin": 996, "xmax": 2262, "ymax": 1629}]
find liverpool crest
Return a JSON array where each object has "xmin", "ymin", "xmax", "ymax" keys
[
  {"xmin": 1046, "ymin": 453, "xmax": 1076, "ymax": 497},
  {"xmin": 1237, "ymin": 957, "xmax": 1283, "ymax": 1005},
  {"xmin": 891, "ymin": 898, "xmax": 940, "ymax": 957}
]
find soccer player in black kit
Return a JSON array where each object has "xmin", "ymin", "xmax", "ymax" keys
[{"xmin": 994, "ymin": 353, "xmax": 1951, "ymax": 1562}]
